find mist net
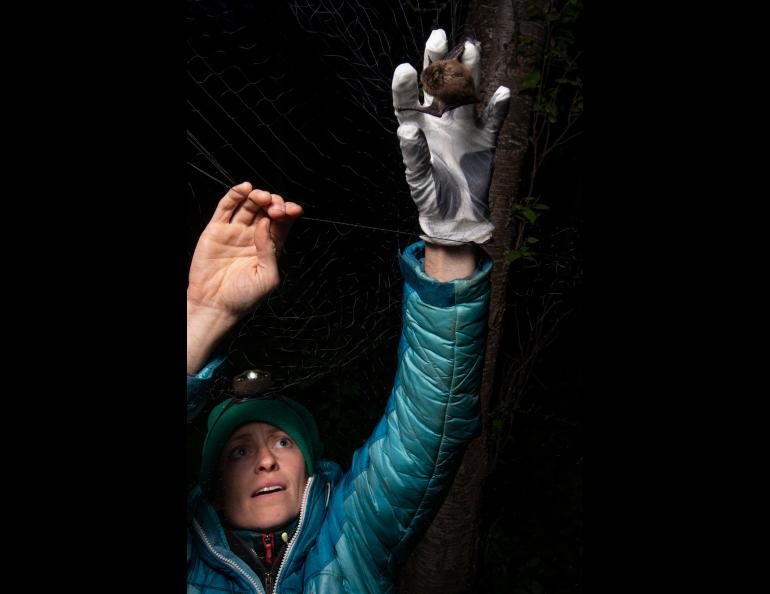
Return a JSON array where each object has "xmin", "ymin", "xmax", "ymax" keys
[{"xmin": 186, "ymin": 0, "xmax": 475, "ymax": 470}]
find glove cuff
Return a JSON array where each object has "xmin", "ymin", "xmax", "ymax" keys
[{"xmin": 419, "ymin": 217, "xmax": 494, "ymax": 246}]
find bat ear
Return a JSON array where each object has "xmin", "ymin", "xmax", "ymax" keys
[{"xmin": 442, "ymin": 39, "xmax": 466, "ymax": 62}]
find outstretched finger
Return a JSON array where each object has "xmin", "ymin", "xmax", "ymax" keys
[
  {"xmin": 284, "ymin": 202, "xmax": 304, "ymax": 219},
  {"xmin": 453, "ymin": 40, "xmax": 483, "ymax": 121},
  {"xmin": 392, "ymin": 63, "xmax": 420, "ymax": 123},
  {"xmin": 461, "ymin": 39, "xmax": 481, "ymax": 91},
  {"xmin": 422, "ymin": 29, "xmax": 448, "ymax": 109},
  {"xmin": 481, "ymin": 86, "xmax": 512, "ymax": 140},
  {"xmin": 211, "ymin": 181, "xmax": 252, "ymax": 223},
  {"xmin": 422, "ymin": 29, "xmax": 448, "ymax": 69},
  {"xmin": 269, "ymin": 193, "xmax": 305, "ymax": 224},
  {"xmin": 264, "ymin": 194, "xmax": 304, "ymax": 221}
]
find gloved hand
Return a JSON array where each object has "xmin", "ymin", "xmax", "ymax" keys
[{"xmin": 392, "ymin": 29, "xmax": 511, "ymax": 246}]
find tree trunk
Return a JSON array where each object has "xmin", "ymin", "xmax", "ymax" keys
[{"xmin": 397, "ymin": 2, "xmax": 546, "ymax": 592}]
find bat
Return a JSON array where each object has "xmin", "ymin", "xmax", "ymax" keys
[{"xmin": 397, "ymin": 38, "xmax": 480, "ymax": 118}]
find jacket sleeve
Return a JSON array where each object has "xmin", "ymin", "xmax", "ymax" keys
[
  {"xmin": 327, "ymin": 241, "xmax": 491, "ymax": 588},
  {"xmin": 187, "ymin": 355, "xmax": 226, "ymax": 422}
]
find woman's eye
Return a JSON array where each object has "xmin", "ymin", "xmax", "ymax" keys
[
  {"xmin": 275, "ymin": 437, "xmax": 292, "ymax": 448},
  {"xmin": 229, "ymin": 446, "xmax": 249, "ymax": 459}
]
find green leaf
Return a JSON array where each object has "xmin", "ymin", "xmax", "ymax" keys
[
  {"xmin": 534, "ymin": 204, "xmax": 550, "ymax": 210},
  {"xmin": 522, "ymin": 208, "xmax": 538, "ymax": 224},
  {"xmin": 506, "ymin": 251, "xmax": 523, "ymax": 263},
  {"xmin": 519, "ymin": 70, "xmax": 541, "ymax": 91},
  {"xmin": 527, "ymin": 237, "xmax": 539, "ymax": 244}
]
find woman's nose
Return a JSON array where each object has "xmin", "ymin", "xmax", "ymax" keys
[{"xmin": 256, "ymin": 446, "xmax": 278, "ymax": 472}]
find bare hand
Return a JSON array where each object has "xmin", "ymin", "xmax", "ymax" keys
[{"xmin": 188, "ymin": 181, "xmax": 303, "ymax": 317}]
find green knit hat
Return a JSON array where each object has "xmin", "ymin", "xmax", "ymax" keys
[{"xmin": 198, "ymin": 396, "xmax": 322, "ymax": 493}]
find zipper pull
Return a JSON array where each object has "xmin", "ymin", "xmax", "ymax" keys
[
  {"xmin": 265, "ymin": 570, "xmax": 272, "ymax": 593},
  {"xmin": 262, "ymin": 533, "xmax": 274, "ymax": 565}
]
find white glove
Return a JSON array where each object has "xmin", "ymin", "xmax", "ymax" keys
[{"xmin": 392, "ymin": 29, "xmax": 511, "ymax": 246}]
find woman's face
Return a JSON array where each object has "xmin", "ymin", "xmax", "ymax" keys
[{"xmin": 218, "ymin": 422, "xmax": 308, "ymax": 530}]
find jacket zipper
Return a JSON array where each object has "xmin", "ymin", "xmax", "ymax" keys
[
  {"xmin": 193, "ymin": 518, "xmax": 265, "ymax": 594},
  {"xmin": 262, "ymin": 533, "xmax": 274, "ymax": 565},
  {"xmin": 272, "ymin": 475, "xmax": 315, "ymax": 594}
]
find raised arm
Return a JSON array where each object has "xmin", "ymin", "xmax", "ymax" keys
[
  {"xmin": 308, "ymin": 242, "xmax": 492, "ymax": 592},
  {"xmin": 186, "ymin": 182, "xmax": 303, "ymax": 422},
  {"xmin": 306, "ymin": 30, "xmax": 509, "ymax": 591}
]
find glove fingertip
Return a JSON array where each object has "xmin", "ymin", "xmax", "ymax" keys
[
  {"xmin": 392, "ymin": 63, "xmax": 417, "ymax": 89},
  {"xmin": 483, "ymin": 86, "xmax": 512, "ymax": 132},
  {"xmin": 491, "ymin": 86, "xmax": 511, "ymax": 109}
]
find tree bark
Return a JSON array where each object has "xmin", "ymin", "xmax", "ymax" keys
[{"xmin": 397, "ymin": 2, "xmax": 546, "ymax": 592}]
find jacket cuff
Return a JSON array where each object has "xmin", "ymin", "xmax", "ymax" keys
[{"xmin": 398, "ymin": 241, "xmax": 492, "ymax": 308}]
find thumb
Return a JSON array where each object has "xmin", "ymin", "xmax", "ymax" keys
[
  {"xmin": 397, "ymin": 123, "xmax": 431, "ymax": 179},
  {"xmin": 254, "ymin": 216, "xmax": 278, "ymax": 262},
  {"xmin": 481, "ymin": 86, "xmax": 511, "ymax": 140}
]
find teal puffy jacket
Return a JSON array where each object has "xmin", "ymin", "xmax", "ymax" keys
[{"xmin": 187, "ymin": 242, "xmax": 491, "ymax": 593}]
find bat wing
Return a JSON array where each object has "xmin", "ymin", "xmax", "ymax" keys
[{"xmin": 397, "ymin": 100, "xmax": 445, "ymax": 117}]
